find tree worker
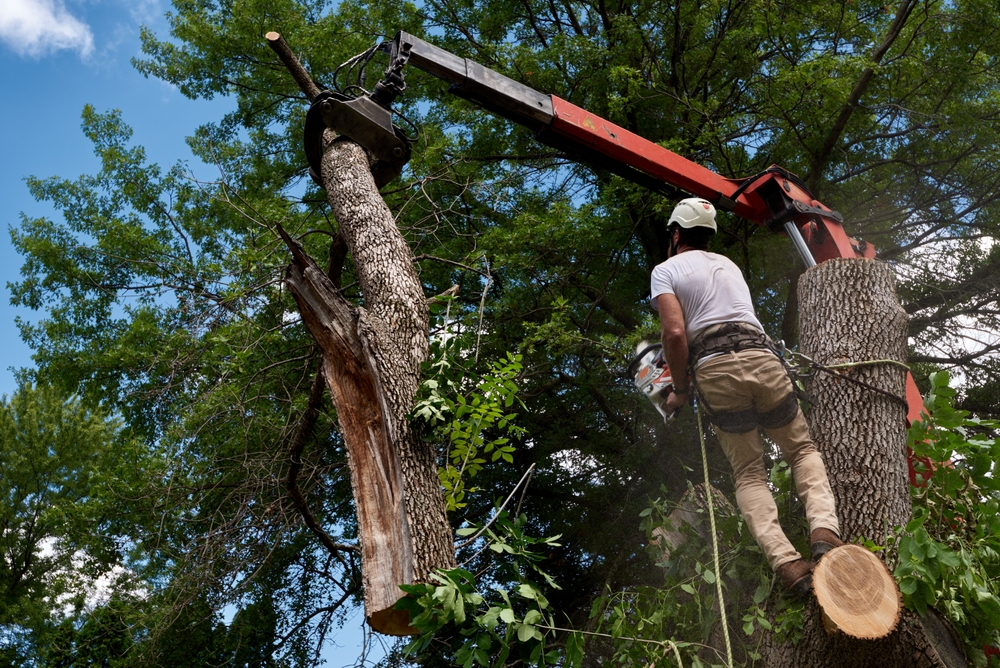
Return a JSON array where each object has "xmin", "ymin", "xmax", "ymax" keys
[{"xmin": 650, "ymin": 197, "xmax": 843, "ymax": 595}]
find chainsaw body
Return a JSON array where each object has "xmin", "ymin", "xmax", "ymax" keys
[{"xmin": 628, "ymin": 342, "xmax": 676, "ymax": 421}]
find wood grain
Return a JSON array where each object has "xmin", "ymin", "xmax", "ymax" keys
[{"xmin": 813, "ymin": 545, "xmax": 900, "ymax": 639}]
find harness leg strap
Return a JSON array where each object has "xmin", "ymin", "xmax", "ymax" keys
[{"xmin": 758, "ymin": 391, "xmax": 800, "ymax": 430}]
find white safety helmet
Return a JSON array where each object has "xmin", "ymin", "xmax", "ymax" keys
[{"xmin": 668, "ymin": 197, "xmax": 717, "ymax": 232}]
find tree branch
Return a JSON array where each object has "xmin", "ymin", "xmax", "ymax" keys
[
  {"xmin": 287, "ymin": 369, "xmax": 360, "ymax": 555},
  {"xmin": 265, "ymin": 31, "xmax": 322, "ymax": 101},
  {"xmin": 806, "ymin": 0, "xmax": 919, "ymax": 190}
]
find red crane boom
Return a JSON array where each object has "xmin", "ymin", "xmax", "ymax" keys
[{"xmin": 303, "ymin": 30, "xmax": 925, "ymax": 437}]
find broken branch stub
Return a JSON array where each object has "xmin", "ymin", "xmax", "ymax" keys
[{"xmin": 281, "ymin": 226, "xmax": 413, "ymax": 634}]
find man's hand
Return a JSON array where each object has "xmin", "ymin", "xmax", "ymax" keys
[{"xmin": 663, "ymin": 388, "xmax": 690, "ymax": 417}]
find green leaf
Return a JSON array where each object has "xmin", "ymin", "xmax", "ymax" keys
[{"xmin": 518, "ymin": 583, "xmax": 537, "ymax": 600}]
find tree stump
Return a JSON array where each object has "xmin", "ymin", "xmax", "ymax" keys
[
  {"xmin": 759, "ymin": 258, "xmax": 952, "ymax": 667},
  {"xmin": 813, "ymin": 545, "xmax": 900, "ymax": 639}
]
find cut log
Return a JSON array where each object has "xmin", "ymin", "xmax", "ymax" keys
[
  {"xmin": 813, "ymin": 544, "xmax": 901, "ymax": 639},
  {"xmin": 268, "ymin": 32, "xmax": 456, "ymax": 636}
]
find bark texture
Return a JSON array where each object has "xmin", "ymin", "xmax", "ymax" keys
[
  {"xmin": 282, "ymin": 134, "xmax": 455, "ymax": 635},
  {"xmin": 320, "ymin": 136, "xmax": 455, "ymax": 585},
  {"xmin": 758, "ymin": 258, "xmax": 951, "ymax": 667},
  {"xmin": 799, "ymin": 258, "xmax": 911, "ymax": 542}
]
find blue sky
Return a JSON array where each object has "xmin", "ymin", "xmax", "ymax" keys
[
  {"xmin": 0, "ymin": 0, "xmax": 218, "ymax": 397},
  {"xmin": 0, "ymin": 0, "xmax": 382, "ymax": 663}
]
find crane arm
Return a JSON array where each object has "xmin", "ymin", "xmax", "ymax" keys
[
  {"xmin": 387, "ymin": 31, "xmax": 876, "ymax": 266},
  {"xmin": 302, "ymin": 31, "xmax": 923, "ymax": 428}
]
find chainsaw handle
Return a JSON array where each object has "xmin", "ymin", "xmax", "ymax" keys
[{"xmin": 626, "ymin": 342, "xmax": 663, "ymax": 377}]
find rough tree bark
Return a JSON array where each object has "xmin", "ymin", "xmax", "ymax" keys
[
  {"xmin": 269, "ymin": 33, "xmax": 455, "ymax": 635},
  {"xmin": 282, "ymin": 134, "xmax": 456, "ymax": 635},
  {"xmin": 319, "ymin": 135, "xmax": 455, "ymax": 583},
  {"xmin": 800, "ymin": 259, "xmax": 911, "ymax": 546},
  {"xmin": 758, "ymin": 258, "xmax": 962, "ymax": 666}
]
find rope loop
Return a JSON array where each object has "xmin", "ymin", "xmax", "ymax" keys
[{"xmin": 781, "ymin": 348, "xmax": 910, "ymax": 408}]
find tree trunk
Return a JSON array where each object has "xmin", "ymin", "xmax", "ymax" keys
[
  {"xmin": 799, "ymin": 259, "xmax": 911, "ymax": 545},
  {"xmin": 282, "ymin": 133, "xmax": 455, "ymax": 635},
  {"xmin": 758, "ymin": 258, "xmax": 960, "ymax": 666}
]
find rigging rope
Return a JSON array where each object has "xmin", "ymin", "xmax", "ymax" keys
[
  {"xmin": 695, "ymin": 400, "xmax": 733, "ymax": 668},
  {"xmin": 784, "ymin": 349, "xmax": 910, "ymax": 409}
]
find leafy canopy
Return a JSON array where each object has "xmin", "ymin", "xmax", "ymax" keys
[{"xmin": 11, "ymin": 0, "xmax": 1000, "ymax": 662}]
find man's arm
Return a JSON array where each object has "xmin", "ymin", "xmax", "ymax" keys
[{"xmin": 655, "ymin": 293, "xmax": 691, "ymax": 414}]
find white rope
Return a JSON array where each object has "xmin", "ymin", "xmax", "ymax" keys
[{"xmin": 455, "ymin": 463, "xmax": 536, "ymax": 553}]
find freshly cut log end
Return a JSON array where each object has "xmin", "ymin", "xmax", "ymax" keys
[
  {"xmin": 369, "ymin": 607, "xmax": 417, "ymax": 636},
  {"xmin": 813, "ymin": 544, "xmax": 901, "ymax": 639}
]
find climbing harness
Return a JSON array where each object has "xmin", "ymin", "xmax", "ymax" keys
[
  {"xmin": 687, "ymin": 321, "xmax": 778, "ymax": 362},
  {"xmin": 685, "ymin": 322, "xmax": 910, "ymax": 433},
  {"xmin": 688, "ymin": 322, "xmax": 800, "ymax": 434}
]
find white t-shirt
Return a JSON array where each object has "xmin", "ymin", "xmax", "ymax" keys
[{"xmin": 650, "ymin": 250, "xmax": 764, "ymax": 342}]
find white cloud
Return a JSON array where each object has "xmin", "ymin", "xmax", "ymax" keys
[
  {"xmin": 0, "ymin": 0, "xmax": 94, "ymax": 58},
  {"xmin": 126, "ymin": 0, "xmax": 161, "ymax": 25}
]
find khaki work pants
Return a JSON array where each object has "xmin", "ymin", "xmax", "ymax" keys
[{"xmin": 694, "ymin": 349, "xmax": 840, "ymax": 570}]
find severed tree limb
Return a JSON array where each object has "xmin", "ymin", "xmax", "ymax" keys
[
  {"xmin": 317, "ymin": 135, "xmax": 455, "ymax": 588},
  {"xmin": 268, "ymin": 31, "xmax": 455, "ymax": 636},
  {"xmin": 279, "ymin": 222, "xmax": 413, "ymax": 634},
  {"xmin": 265, "ymin": 32, "xmax": 322, "ymax": 101}
]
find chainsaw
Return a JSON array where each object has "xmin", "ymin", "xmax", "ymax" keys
[{"xmin": 627, "ymin": 341, "xmax": 679, "ymax": 421}]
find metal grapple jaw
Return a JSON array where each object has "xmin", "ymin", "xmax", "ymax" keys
[{"xmin": 303, "ymin": 40, "xmax": 413, "ymax": 189}]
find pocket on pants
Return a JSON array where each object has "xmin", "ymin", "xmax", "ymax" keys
[{"xmin": 695, "ymin": 354, "xmax": 753, "ymax": 414}]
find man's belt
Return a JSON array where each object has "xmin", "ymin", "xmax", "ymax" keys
[{"xmin": 688, "ymin": 321, "xmax": 774, "ymax": 365}]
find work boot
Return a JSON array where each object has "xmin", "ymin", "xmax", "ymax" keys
[
  {"xmin": 810, "ymin": 528, "xmax": 844, "ymax": 562},
  {"xmin": 775, "ymin": 558, "xmax": 813, "ymax": 598}
]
